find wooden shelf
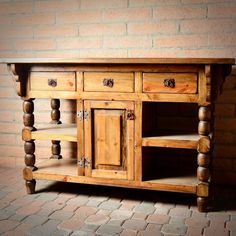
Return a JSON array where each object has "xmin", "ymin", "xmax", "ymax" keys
[
  {"xmin": 31, "ymin": 124, "xmax": 77, "ymax": 142},
  {"xmin": 142, "ymin": 134, "xmax": 199, "ymax": 149},
  {"xmin": 32, "ymin": 159, "xmax": 196, "ymax": 194}
]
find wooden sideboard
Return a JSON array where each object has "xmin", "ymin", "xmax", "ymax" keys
[{"xmin": 2, "ymin": 58, "xmax": 235, "ymax": 212}]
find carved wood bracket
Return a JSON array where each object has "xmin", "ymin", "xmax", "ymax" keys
[
  {"xmin": 211, "ymin": 64, "xmax": 233, "ymax": 102},
  {"xmin": 7, "ymin": 63, "xmax": 27, "ymax": 97}
]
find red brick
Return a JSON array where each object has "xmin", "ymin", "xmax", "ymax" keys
[
  {"xmin": 226, "ymin": 220, "xmax": 236, "ymax": 231},
  {"xmin": 0, "ymin": 157, "xmax": 17, "ymax": 169},
  {"xmin": 155, "ymin": 35, "xmax": 207, "ymax": 48},
  {"xmin": 0, "ymin": 220, "xmax": 20, "ymax": 234},
  {"xmin": 128, "ymin": 48, "xmax": 182, "ymax": 58},
  {"xmin": 218, "ymin": 91, "xmax": 236, "ymax": 104},
  {"xmin": 129, "ymin": 0, "xmax": 180, "ymax": 6},
  {"xmin": 0, "ymin": 88, "xmax": 15, "ymax": 98},
  {"xmin": 1, "ymin": 27, "xmax": 33, "ymax": 39},
  {"xmin": 128, "ymin": 22, "xmax": 178, "ymax": 35},
  {"xmin": 214, "ymin": 144, "xmax": 236, "ymax": 158},
  {"xmin": 0, "ymin": 145, "xmax": 23, "ymax": 157},
  {"xmin": 182, "ymin": 48, "xmax": 236, "ymax": 58},
  {"xmin": 0, "ymin": 15, "xmax": 13, "ymax": 25},
  {"xmin": 35, "ymin": 0, "xmax": 79, "ymax": 12},
  {"xmin": 208, "ymin": 4, "xmax": 236, "ymax": 18},
  {"xmin": 58, "ymin": 216, "xmax": 83, "ymax": 231},
  {"xmin": 209, "ymin": 33, "xmax": 236, "ymax": 47},
  {"xmin": 206, "ymin": 0, "xmax": 232, "ymax": 2},
  {"xmin": 213, "ymin": 158, "xmax": 233, "ymax": 171},
  {"xmin": 13, "ymin": 13, "xmax": 55, "ymax": 26},
  {"xmin": 56, "ymin": 10, "xmax": 102, "ymax": 24},
  {"xmin": 0, "ymin": 99, "xmax": 21, "ymax": 110},
  {"xmin": 104, "ymin": 36, "xmax": 152, "ymax": 49},
  {"xmin": 181, "ymin": 19, "xmax": 236, "ymax": 34},
  {"xmin": 80, "ymin": 48, "xmax": 128, "ymax": 58},
  {"xmin": 215, "ymin": 104, "xmax": 235, "ymax": 117},
  {"xmin": 0, "ymin": 134, "xmax": 17, "ymax": 146},
  {"xmin": 0, "ymin": 41, "xmax": 12, "ymax": 51},
  {"xmin": 223, "ymin": 75, "xmax": 236, "ymax": 89},
  {"xmin": 154, "ymin": 6, "xmax": 206, "ymax": 20},
  {"xmin": 215, "ymin": 118, "xmax": 236, "ymax": 131},
  {"xmin": 81, "ymin": 0, "xmax": 127, "ymax": 9},
  {"xmin": 34, "ymin": 50, "xmax": 80, "ymax": 58},
  {"xmin": 57, "ymin": 38, "xmax": 102, "ymax": 50},
  {"xmin": 103, "ymin": 8, "xmax": 151, "ymax": 22},
  {"xmin": 0, "ymin": 2, "xmax": 32, "ymax": 14},
  {"xmin": 79, "ymin": 23, "xmax": 126, "ymax": 36},
  {"xmin": 0, "ymin": 111, "xmax": 14, "ymax": 122},
  {"xmin": 181, "ymin": 0, "xmax": 204, "ymax": 3},
  {"xmin": 0, "ymin": 65, "xmax": 9, "ymax": 75},
  {"xmin": 146, "ymin": 214, "xmax": 169, "ymax": 224},
  {"xmin": 214, "ymin": 131, "xmax": 235, "ymax": 144},
  {"xmin": 34, "ymin": 25, "xmax": 77, "ymax": 38},
  {"xmin": 186, "ymin": 226, "xmax": 204, "ymax": 236},
  {"xmin": 14, "ymin": 39, "xmax": 56, "ymax": 51}
]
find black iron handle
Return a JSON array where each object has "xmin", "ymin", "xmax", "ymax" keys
[
  {"xmin": 103, "ymin": 78, "xmax": 114, "ymax": 88},
  {"xmin": 48, "ymin": 79, "xmax": 57, "ymax": 87},
  {"xmin": 163, "ymin": 78, "xmax": 175, "ymax": 88}
]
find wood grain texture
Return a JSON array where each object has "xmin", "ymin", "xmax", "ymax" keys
[
  {"xmin": 30, "ymin": 72, "xmax": 76, "ymax": 91},
  {"xmin": 1, "ymin": 57, "xmax": 235, "ymax": 64},
  {"xmin": 143, "ymin": 73, "xmax": 198, "ymax": 94},
  {"xmin": 84, "ymin": 72, "xmax": 134, "ymax": 92}
]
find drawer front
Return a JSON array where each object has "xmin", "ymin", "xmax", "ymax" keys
[
  {"xmin": 30, "ymin": 72, "xmax": 76, "ymax": 91},
  {"xmin": 143, "ymin": 73, "xmax": 198, "ymax": 94},
  {"xmin": 84, "ymin": 72, "xmax": 134, "ymax": 92}
]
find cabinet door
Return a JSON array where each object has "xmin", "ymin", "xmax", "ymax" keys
[{"xmin": 84, "ymin": 100, "xmax": 134, "ymax": 180}]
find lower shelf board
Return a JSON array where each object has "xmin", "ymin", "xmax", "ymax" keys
[
  {"xmin": 142, "ymin": 134, "xmax": 199, "ymax": 149},
  {"xmin": 30, "ymin": 159, "xmax": 197, "ymax": 194}
]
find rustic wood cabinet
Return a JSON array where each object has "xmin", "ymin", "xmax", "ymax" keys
[{"xmin": 2, "ymin": 58, "xmax": 235, "ymax": 212}]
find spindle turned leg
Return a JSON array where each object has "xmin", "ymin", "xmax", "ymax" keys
[
  {"xmin": 23, "ymin": 99, "xmax": 37, "ymax": 194},
  {"xmin": 50, "ymin": 99, "xmax": 62, "ymax": 159},
  {"xmin": 197, "ymin": 106, "xmax": 211, "ymax": 212}
]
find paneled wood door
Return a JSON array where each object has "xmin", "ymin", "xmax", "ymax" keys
[{"xmin": 84, "ymin": 100, "xmax": 135, "ymax": 180}]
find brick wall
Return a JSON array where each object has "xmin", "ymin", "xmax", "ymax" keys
[{"xmin": 0, "ymin": 0, "xmax": 236, "ymax": 184}]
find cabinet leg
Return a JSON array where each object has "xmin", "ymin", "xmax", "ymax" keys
[
  {"xmin": 197, "ymin": 197, "xmax": 208, "ymax": 212},
  {"xmin": 50, "ymin": 99, "xmax": 62, "ymax": 159},
  {"xmin": 25, "ymin": 180, "xmax": 36, "ymax": 194},
  {"xmin": 197, "ymin": 106, "xmax": 211, "ymax": 212},
  {"xmin": 51, "ymin": 140, "xmax": 62, "ymax": 159},
  {"xmin": 23, "ymin": 99, "xmax": 37, "ymax": 194}
]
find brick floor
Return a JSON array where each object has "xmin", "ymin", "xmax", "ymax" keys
[{"xmin": 1, "ymin": 166, "xmax": 236, "ymax": 235}]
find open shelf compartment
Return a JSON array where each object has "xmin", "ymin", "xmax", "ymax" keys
[
  {"xmin": 31, "ymin": 123, "xmax": 77, "ymax": 142},
  {"xmin": 142, "ymin": 102, "xmax": 199, "ymax": 149}
]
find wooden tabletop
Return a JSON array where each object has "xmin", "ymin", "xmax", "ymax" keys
[{"xmin": 0, "ymin": 58, "xmax": 235, "ymax": 65}]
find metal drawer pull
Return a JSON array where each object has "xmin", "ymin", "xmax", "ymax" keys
[
  {"xmin": 103, "ymin": 78, "xmax": 114, "ymax": 88},
  {"xmin": 163, "ymin": 78, "xmax": 175, "ymax": 88},
  {"xmin": 48, "ymin": 79, "xmax": 57, "ymax": 87}
]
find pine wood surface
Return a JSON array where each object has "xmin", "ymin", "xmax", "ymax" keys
[
  {"xmin": 30, "ymin": 158, "xmax": 197, "ymax": 194},
  {"xmin": 143, "ymin": 72, "xmax": 198, "ymax": 93},
  {"xmin": 4, "ymin": 57, "xmax": 235, "ymax": 212},
  {"xmin": 142, "ymin": 134, "xmax": 199, "ymax": 149},
  {"xmin": 1, "ymin": 57, "xmax": 235, "ymax": 64},
  {"xmin": 31, "ymin": 124, "xmax": 77, "ymax": 142},
  {"xmin": 30, "ymin": 72, "xmax": 76, "ymax": 91},
  {"xmin": 84, "ymin": 72, "xmax": 134, "ymax": 92}
]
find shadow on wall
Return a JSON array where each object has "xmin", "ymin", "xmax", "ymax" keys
[{"xmin": 213, "ymin": 66, "xmax": 236, "ymax": 185}]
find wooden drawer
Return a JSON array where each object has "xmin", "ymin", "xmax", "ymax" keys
[
  {"xmin": 30, "ymin": 72, "xmax": 76, "ymax": 91},
  {"xmin": 143, "ymin": 73, "xmax": 198, "ymax": 94},
  {"xmin": 84, "ymin": 72, "xmax": 134, "ymax": 92}
]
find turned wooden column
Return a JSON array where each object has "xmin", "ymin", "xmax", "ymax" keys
[
  {"xmin": 23, "ymin": 99, "xmax": 37, "ymax": 194},
  {"xmin": 50, "ymin": 99, "xmax": 62, "ymax": 159},
  {"xmin": 197, "ymin": 106, "xmax": 211, "ymax": 212}
]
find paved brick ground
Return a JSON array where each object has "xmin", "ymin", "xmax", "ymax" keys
[{"xmin": 0, "ymin": 166, "xmax": 236, "ymax": 236}]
